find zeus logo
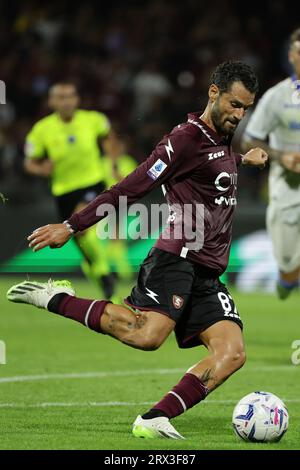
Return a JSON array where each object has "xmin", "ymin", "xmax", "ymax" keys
[
  {"xmin": 165, "ymin": 139, "xmax": 174, "ymax": 161},
  {"xmin": 208, "ymin": 150, "xmax": 225, "ymax": 160},
  {"xmin": 145, "ymin": 287, "xmax": 160, "ymax": 304},
  {"xmin": 215, "ymin": 172, "xmax": 237, "ymax": 191}
]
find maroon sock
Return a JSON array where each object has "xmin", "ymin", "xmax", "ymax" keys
[
  {"xmin": 152, "ymin": 373, "xmax": 208, "ymax": 419},
  {"xmin": 48, "ymin": 293, "xmax": 109, "ymax": 333}
]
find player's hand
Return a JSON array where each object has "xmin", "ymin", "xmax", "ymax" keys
[
  {"xmin": 242, "ymin": 148, "xmax": 269, "ymax": 169},
  {"xmin": 27, "ymin": 223, "xmax": 72, "ymax": 252},
  {"xmin": 38, "ymin": 160, "xmax": 54, "ymax": 177},
  {"xmin": 280, "ymin": 153, "xmax": 300, "ymax": 173}
]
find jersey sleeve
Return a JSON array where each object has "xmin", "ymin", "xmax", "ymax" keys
[
  {"xmin": 93, "ymin": 111, "xmax": 111, "ymax": 139},
  {"xmin": 67, "ymin": 129, "xmax": 196, "ymax": 231},
  {"xmin": 25, "ymin": 123, "xmax": 46, "ymax": 159},
  {"xmin": 244, "ymin": 88, "xmax": 279, "ymax": 141}
]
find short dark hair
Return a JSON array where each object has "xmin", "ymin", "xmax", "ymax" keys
[
  {"xmin": 209, "ymin": 60, "xmax": 259, "ymax": 95},
  {"xmin": 290, "ymin": 28, "xmax": 300, "ymax": 46}
]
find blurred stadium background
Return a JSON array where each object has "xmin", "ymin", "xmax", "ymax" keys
[{"xmin": 0, "ymin": 0, "xmax": 298, "ymax": 290}]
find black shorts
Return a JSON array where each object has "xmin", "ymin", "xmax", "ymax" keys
[
  {"xmin": 55, "ymin": 182, "xmax": 105, "ymax": 221},
  {"xmin": 125, "ymin": 248, "xmax": 243, "ymax": 349}
]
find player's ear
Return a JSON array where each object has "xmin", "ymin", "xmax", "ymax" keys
[{"xmin": 209, "ymin": 84, "xmax": 219, "ymax": 102}]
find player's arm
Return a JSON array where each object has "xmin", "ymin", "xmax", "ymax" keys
[
  {"xmin": 241, "ymin": 136, "xmax": 280, "ymax": 161},
  {"xmin": 242, "ymin": 137, "xmax": 300, "ymax": 173},
  {"xmin": 101, "ymin": 130, "xmax": 126, "ymax": 183},
  {"xmin": 95, "ymin": 112, "xmax": 126, "ymax": 181},
  {"xmin": 28, "ymin": 130, "xmax": 194, "ymax": 251},
  {"xmin": 241, "ymin": 89, "xmax": 300, "ymax": 173},
  {"xmin": 240, "ymin": 147, "xmax": 268, "ymax": 168},
  {"xmin": 24, "ymin": 125, "xmax": 53, "ymax": 178},
  {"xmin": 24, "ymin": 157, "xmax": 53, "ymax": 178},
  {"xmin": 94, "ymin": 111, "xmax": 119, "ymax": 158}
]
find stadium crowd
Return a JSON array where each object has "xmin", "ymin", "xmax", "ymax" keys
[{"xmin": 0, "ymin": 0, "xmax": 297, "ymax": 203}]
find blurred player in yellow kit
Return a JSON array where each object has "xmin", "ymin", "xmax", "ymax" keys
[{"xmin": 24, "ymin": 82, "xmax": 128, "ymax": 298}]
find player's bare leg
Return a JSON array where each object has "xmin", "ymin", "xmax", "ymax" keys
[
  {"xmin": 187, "ymin": 321, "xmax": 245, "ymax": 390},
  {"xmin": 7, "ymin": 281, "xmax": 244, "ymax": 440},
  {"xmin": 48, "ymin": 288, "xmax": 176, "ymax": 351},
  {"xmin": 7, "ymin": 279, "xmax": 183, "ymax": 439},
  {"xmin": 6, "ymin": 279, "xmax": 175, "ymax": 351},
  {"xmin": 100, "ymin": 303, "xmax": 175, "ymax": 350},
  {"xmin": 277, "ymin": 266, "xmax": 300, "ymax": 300},
  {"xmin": 133, "ymin": 321, "xmax": 245, "ymax": 439}
]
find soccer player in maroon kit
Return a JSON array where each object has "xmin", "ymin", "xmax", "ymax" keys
[{"xmin": 7, "ymin": 61, "xmax": 268, "ymax": 439}]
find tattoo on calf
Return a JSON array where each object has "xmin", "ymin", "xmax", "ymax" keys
[
  {"xmin": 199, "ymin": 368, "xmax": 217, "ymax": 387},
  {"xmin": 199, "ymin": 368, "xmax": 212, "ymax": 385}
]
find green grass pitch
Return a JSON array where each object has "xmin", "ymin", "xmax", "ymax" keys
[{"xmin": 0, "ymin": 276, "xmax": 299, "ymax": 450}]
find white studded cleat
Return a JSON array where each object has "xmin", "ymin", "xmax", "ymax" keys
[
  {"xmin": 132, "ymin": 415, "xmax": 185, "ymax": 439},
  {"xmin": 6, "ymin": 280, "xmax": 75, "ymax": 310}
]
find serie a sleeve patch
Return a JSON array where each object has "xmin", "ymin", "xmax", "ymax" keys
[{"xmin": 147, "ymin": 159, "xmax": 168, "ymax": 180}]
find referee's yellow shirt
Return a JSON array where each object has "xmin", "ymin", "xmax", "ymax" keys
[{"xmin": 25, "ymin": 110, "xmax": 110, "ymax": 196}]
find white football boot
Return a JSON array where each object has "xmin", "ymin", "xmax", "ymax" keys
[
  {"xmin": 132, "ymin": 415, "xmax": 185, "ymax": 439},
  {"xmin": 6, "ymin": 279, "xmax": 75, "ymax": 310}
]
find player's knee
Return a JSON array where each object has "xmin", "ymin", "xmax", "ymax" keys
[
  {"xmin": 136, "ymin": 334, "xmax": 162, "ymax": 351},
  {"xmin": 121, "ymin": 334, "xmax": 161, "ymax": 351},
  {"xmin": 225, "ymin": 348, "xmax": 246, "ymax": 371},
  {"xmin": 215, "ymin": 343, "xmax": 246, "ymax": 372}
]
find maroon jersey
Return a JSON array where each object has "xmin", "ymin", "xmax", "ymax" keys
[{"xmin": 68, "ymin": 112, "xmax": 242, "ymax": 274}]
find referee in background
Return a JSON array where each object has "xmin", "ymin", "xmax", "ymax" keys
[{"xmin": 24, "ymin": 82, "xmax": 119, "ymax": 299}]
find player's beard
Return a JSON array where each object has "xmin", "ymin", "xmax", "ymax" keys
[{"xmin": 211, "ymin": 99, "xmax": 237, "ymax": 137}]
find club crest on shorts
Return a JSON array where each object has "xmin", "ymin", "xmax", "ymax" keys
[{"xmin": 172, "ymin": 295, "xmax": 184, "ymax": 309}]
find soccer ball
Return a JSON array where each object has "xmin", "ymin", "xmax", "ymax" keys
[{"xmin": 232, "ymin": 391, "xmax": 289, "ymax": 442}]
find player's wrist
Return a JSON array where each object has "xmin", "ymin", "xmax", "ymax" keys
[{"xmin": 63, "ymin": 220, "xmax": 76, "ymax": 235}]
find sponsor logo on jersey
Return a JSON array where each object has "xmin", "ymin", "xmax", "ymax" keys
[
  {"xmin": 215, "ymin": 172, "xmax": 237, "ymax": 191},
  {"xmin": 172, "ymin": 295, "xmax": 184, "ymax": 309},
  {"xmin": 147, "ymin": 159, "xmax": 168, "ymax": 180},
  {"xmin": 215, "ymin": 196, "xmax": 237, "ymax": 206},
  {"xmin": 208, "ymin": 150, "xmax": 225, "ymax": 160}
]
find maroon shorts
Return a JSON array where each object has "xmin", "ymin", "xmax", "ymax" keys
[{"xmin": 125, "ymin": 248, "xmax": 243, "ymax": 349}]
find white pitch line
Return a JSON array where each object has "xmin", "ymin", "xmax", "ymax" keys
[
  {"xmin": 0, "ymin": 401, "xmax": 154, "ymax": 408},
  {"xmin": 0, "ymin": 368, "xmax": 185, "ymax": 384},
  {"xmin": 0, "ymin": 365, "xmax": 298, "ymax": 385},
  {"xmin": 0, "ymin": 399, "xmax": 299, "ymax": 409}
]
